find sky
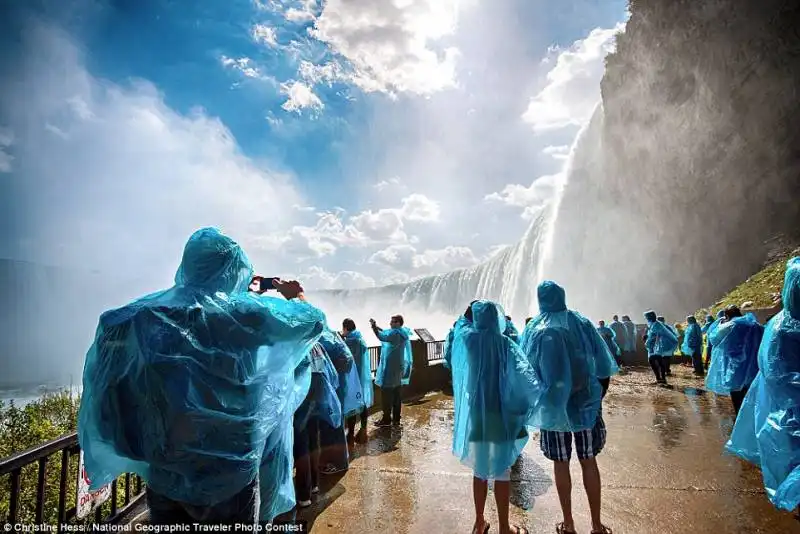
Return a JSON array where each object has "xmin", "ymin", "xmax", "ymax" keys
[{"xmin": 0, "ymin": 0, "xmax": 628, "ymax": 292}]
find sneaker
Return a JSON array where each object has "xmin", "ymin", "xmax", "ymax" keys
[
  {"xmin": 311, "ymin": 486, "xmax": 319, "ymax": 494},
  {"xmin": 297, "ymin": 499, "xmax": 312, "ymax": 508},
  {"xmin": 321, "ymin": 463, "xmax": 347, "ymax": 475},
  {"xmin": 374, "ymin": 419, "xmax": 391, "ymax": 427}
]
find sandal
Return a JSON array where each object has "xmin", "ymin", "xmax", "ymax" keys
[
  {"xmin": 590, "ymin": 527, "xmax": 613, "ymax": 534},
  {"xmin": 511, "ymin": 526, "xmax": 529, "ymax": 534},
  {"xmin": 471, "ymin": 522, "xmax": 490, "ymax": 534},
  {"xmin": 556, "ymin": 523, "xmax": 576, "ymax": 534}
]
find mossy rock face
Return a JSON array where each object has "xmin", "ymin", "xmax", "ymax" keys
[{"xmin": 694, "ymin": 244, "xmax": 799, "ymax": 321}]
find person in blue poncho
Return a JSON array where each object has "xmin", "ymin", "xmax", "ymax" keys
[
  {"xmin": 292, "ymin": 342, "xmax": 343, "ymax": 508},
  {"xmin": 644, "ymin": 311, "xmax": 677, "ymax": 384},
  {"xmin": 444, "ymin": 301, "xmax": 477, "ymax": 371},
  {"xmin": 520, "ymin": 281, "xmax": 618, "ymax": 534},
  {"xmin": 370, "ymin": 315, "xmax": 413, "ymax": 427},
  {"xmin": 314, "ymin": 329, "xmax": 356, "ymax": 474},
  {"xmin": 682, "ymin": 316, "xmax": 704, "ymax": 376},
  {"xmin": 726, "ymin": 257, "xmax": 800, "ymax": 513},
  {"xmin": 342, "ymin": 319, "xmax": 373, "ymax": 444},
  {"xmin": 450, "ymin": 300, "xmax": 537, "ymax": 534},
  {"xmin": 704, "ymin": 311, "xmax": 725, "ymax": 370},
  {"xmin": 77, "ymin": 228, "xmax": 325, "ymax": 525},
  {"xmin": 705, "ymin": 305, "xmax": 764, "ymax": 415},
  {"xmin": 597, "ymin": 320, "xmax": 621, "ymax": 365},
  {"xmin": 621, "ymin": 315, "xmax": 637, "ymax": 354},
  {"xmin": 504, "ymin": 315, "xmax": 521, "ymax": 344},
  {"xmin": 609, "ymin": 316, "xmax": 627, "ymax": 361},
  {"xmin": 657, "ymin": 316, "xmax": 678, "ymax": 376}
]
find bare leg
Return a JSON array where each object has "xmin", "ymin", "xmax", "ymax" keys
[
  {"xmin": 494, "ymin": 480, "xmax": 511, "ymax": 534},
  {"xmin": 553, "ymin": 461, "xmax": 575, "ymax": 531},
  {"xmin": 579, "ymin": 457, "xmax": 603, "ymax": 532},
  {"xmin": 473, "ymin": 477, "xmax": 489, "ymax": 533}
]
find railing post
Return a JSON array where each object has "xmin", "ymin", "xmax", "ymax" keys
[
  {"xmin": 9, "ymin": 467, "xmax": 21, "ymax": 524},
  {"xmin": 35, "ymin": 457, "xmax": 48, "ymax": 523},
  {"xmin": 57, "ymin": 448, "xmax": 70, "ymax": 533}
]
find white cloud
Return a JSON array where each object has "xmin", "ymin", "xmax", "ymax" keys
[
  {"xmin": 0, "ymin": 126, "xmax": 14, "ymax": 173},
  {"xmin": 522, "ymin": 23, "xmax": 624, "ymax": 132},
  {"xmin": 299, "ymin": 265, "xmax": 376, "ymax": 290},
  {"xmin": 369, "ymin": 243, "xmax": 478, "ymax": 273},
  {"xmin": 251, "ymin": 24, "xmax": 278, "ymax": 47},
  {"xmin": 284, "ymin": 0, "xmax": 318, "ymax": 22},
  {"xmin": 399, "ymin": 193, "xmax": 440, "ymax": 222},
  {"xmin": 350, "ymin": 208, "xmax": 406, "ymax": 242},
  {"xmin": 259, "ymin": 193, "xmax": 440, "ymax": 259},
  {"xmin": 486, "ymin": 173, "xmax": 563, "ymax": 219},
  {"xmin": 3, "ymin": 25, "xmax": 305, "ymax": 276},
  {"xmin": 280, "ymin": 81, "xmax": 323, "ymax": 113},
  {"xmin": 542, "ymin": 144, "xmax": 570, "ymax": 160},
  {"xmin": 308, "ymin": 0, "xmax": 467, "ymax": 95},
  {"xmin": 373, "ymin": 177, "xmax": 401, "ymax": 191},
  {"xmin": 220, "ymin": 55, "xmax": 261, "ymax": 78}
]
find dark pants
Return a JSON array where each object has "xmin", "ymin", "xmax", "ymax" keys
[
  {"xmin": 347, "ymin": 407, "xmax": 369, "ymax": 436},
  {"xmin": 649, "ymin": 356, "xmax": 668, "ymax": 382},
  {"xmin": 664, "ymin": 355, "xmax": 672, "ymax": 375},
  {"xmin": 690, "ymin": 349, "xmax": 704, "ymax": 375},
  {"xmin": 380, "ymin": 387, "xmax": 402, "ymax": 423},
  {"xmin": 730, "ymin": 386, "xmax": 750, "ymax": 416},
  {"xmin": 146, "ymin": 477, "xmax": 259, "ymax": 525},
  {"xmin": 318, "ymin": 418, "xmax": 349, "ymax": 472},
  {"xmin": 293, "ymin": 418, "xmax": 319, "ymax": 503},
  {"xmin": 705, "ymin": 344, "xmax": 713, "ymax": 370}
]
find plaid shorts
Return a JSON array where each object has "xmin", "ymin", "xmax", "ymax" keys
[{"xmin": 540, "ymin": 411, "xmax": 606, "ymax": 462}]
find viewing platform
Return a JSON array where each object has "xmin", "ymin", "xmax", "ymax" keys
[{"xmin": 2, "ymin": 336, "xmax": 799, "ymax": 533}]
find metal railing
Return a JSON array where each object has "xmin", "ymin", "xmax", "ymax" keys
[{"xmin": 0, "ymin": 433, "xmax": 144, "ymax": 527}]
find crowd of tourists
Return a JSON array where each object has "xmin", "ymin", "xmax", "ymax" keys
[{"xmin": 75, "ymin": 227, "xmax": 800, "ymax": 533}]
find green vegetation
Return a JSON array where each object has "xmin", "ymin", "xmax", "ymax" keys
[
  {"xmin": 0, "ymin": 391, "xmax": 141, "ymax": 525},
  {"xmin": 694, "ymin": 247, "xmax": 799, "ymax": 321}
]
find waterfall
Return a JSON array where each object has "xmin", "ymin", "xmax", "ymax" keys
[{"xmin": 311, "ymin": 105, "xmax": 606, "ymax": 341}]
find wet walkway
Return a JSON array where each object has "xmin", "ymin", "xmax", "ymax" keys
[{"xmin": 300, "ymin": 366, "xmax": 800, "ymax": 534}]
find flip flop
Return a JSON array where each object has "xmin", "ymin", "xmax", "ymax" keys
[
  {"xmin": 471, "ymin": 522, "xmax": 490, "ymax": 534},
  {"xmin": 590, "ymin": 526, "xmax": 613, "ymax": 534},
  {"xmin": 555, "ymin": 523, "xmax": 576, "ymax": 534},
  {"xmin": 511, "ymin": 526, "xmax": 529, "ymax": 534}
]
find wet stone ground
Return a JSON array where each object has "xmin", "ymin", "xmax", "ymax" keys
[{"xmin": 299, "ymin": 366, "xmax": 800, "ymax": 534}]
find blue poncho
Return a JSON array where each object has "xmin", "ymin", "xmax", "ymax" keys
[
  {"xmin": 450, "ymin": 301, "xmax": 538, "ymax": 479},
  {"xmin": 609, "ymin": 320, "xmax": 627, "ymax": 353},
  {"xmin": 644, "ymin": 313, "xmax": 678, "ymax": 358},
  {"xmin": 319, "ymin": 329, "xmax": 364, "ymax": 418},
  {"xmin": 444, "ymin": 316, "xmax": 470, "ymax": 370},
  {"xmin": 701, "ymin": 315, "xmax": 715, "ymax": 335},
  {"xmin": 77, "ymin": 227, "xmax": 325, "ymax": 507},
  {"xmin": 294, "ymin": 343, "xmax": 343, "ymax": 430},
  {"xmin": 622, "ymin": 319, "xmax": 637, "ymax": 352},
  {"xmin": 726, "ymin": 258, "xmax": 800, "ymax": 511},
  {"xmin": 343, "ymin": 330, "xmax": 373, "ymax": 409},
  {"xmin": 682, "ymin": 318, "xmax": 703, "ymax": 354},
  {"xmin": 504, "ymin": 319, "xmax": 521, "ymax": 344},
  {"xmin": 520, "ymin": 281, "xmax": 619, "ymax": 432},
  {"xmin": 705, "ymin": 313, "xmax": 764, "ymax": 395},
  {"xmin": 259, "ymin": 360, "xmax": 313, "ymax": 521},
  {"xmin": 374, "ymin": 326, "xmax": 413, "ymax": 388},
  {"xmin": 597, "ymin": 325, "xmax": 621, "ymax": 357}
]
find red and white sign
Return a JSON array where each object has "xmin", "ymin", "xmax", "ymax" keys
[{"xmin": 76, "ymin": 451, "xmax": 112, "ymax": 519}]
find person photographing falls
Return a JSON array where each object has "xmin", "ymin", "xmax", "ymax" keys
[
  {"xmin": 370, "ymin": 315, "xmax": 413, "ymax": 427},
  {"xmin": 78, "ymin": 227, "xmax": 325, "ymax": 525}
]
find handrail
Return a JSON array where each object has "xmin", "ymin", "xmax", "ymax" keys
[{"xmin": 0, "ymin": 432, "xmax": 78, "ymax": 476}]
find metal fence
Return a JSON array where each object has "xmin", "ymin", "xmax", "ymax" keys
[{"xmin": 0, "ymin": 433, "xmax": 144, "ymax": 528}]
